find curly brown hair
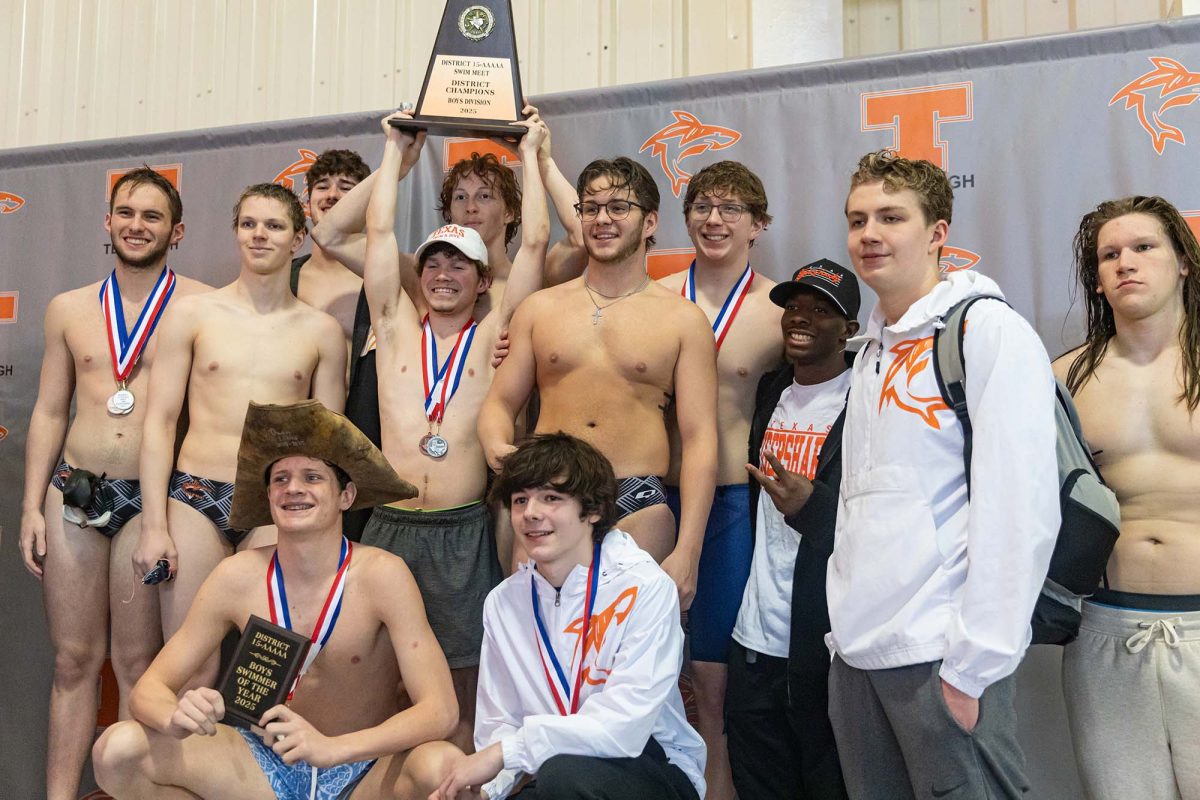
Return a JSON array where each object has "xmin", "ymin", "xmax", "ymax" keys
[
  {"xmin": 304, "ymin": 149, "xmax": 370, "ymax": 193},
  {"xmin": 683, "ymin": 160, "xmax": 773, "ymax": 226},
  {"xmin": 1065, "ymin": 195, "xmax": 1200, "ymax": 412},
  {"xmin": 438, "ymin": 153, "xmax": 522, "ymax": 245},
  {"xmin": 847, "ymin": 149, "xmax": 953, "ymax": 228},
  {"xmin": 488, "ymin": 433, "xmax": 618, "ymax": 543},
  {"xmin": 576, "ymin": 156, "xmax": 661, "ymax": 248}
]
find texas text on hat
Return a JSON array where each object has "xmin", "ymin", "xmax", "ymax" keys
[
  {"xmin": 413, "ymin": 223, "xmax": 489, "ymax": 267},
  {"xmin": 768, "ymin": 258, "xmax": 862, "ymax": 319}
]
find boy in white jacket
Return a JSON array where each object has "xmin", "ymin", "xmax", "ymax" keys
[
  {"xmin": 432, "ymin": 433, "xmax": 706, "ymax": 800},
  {"xmin": 826, "ymin": 150, "xmax": 1059, "ymax": 799}
]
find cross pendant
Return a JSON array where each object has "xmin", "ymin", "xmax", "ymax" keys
[{"xmin": 591, "ymin": 308, "xmax": 602, "ymax": 325}]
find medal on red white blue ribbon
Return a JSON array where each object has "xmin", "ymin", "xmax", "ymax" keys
[
  {"xmin": 419, "ymin": 315, "xmax": 477, "ymax": 459},
  {"xmin": 266, "ymin": 536, "xmax": 352, "ymax": 701},
  {"xmin": 531, "ymin": 541, "xmax": 601, "ymax": 716},
  {"xmin": 99, "ymin": 267, "xmax": 176, "ymax": 415},
  {"xmin": 680, "ymin": 261, "xmax": 754, "ymax": 352}
]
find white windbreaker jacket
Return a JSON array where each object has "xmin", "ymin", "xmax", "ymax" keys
[
  {"xmin": 476, "ymin": 529, "xmax": 706, "ymax": 800},
  {"xmin": 826, "ymin": 271, "xmax": 1060, "ymax": 698}
]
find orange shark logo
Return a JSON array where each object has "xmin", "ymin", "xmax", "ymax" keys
[
  {"xmin": 640, "ymin": 111, "xmax": 741, "ymax": 197},
  {"xmin": 0, "ymin": 425, "xmax": 8, "ymax": 442},
  {"xmin": 1111, "ymin": 57, "xmax": 1200, "ymax": 154},
  {"xmin": 273, "ymin": 149, "xmax": 318, "ymax": 195},
  {"xmin": 939, "ymin": 246, "xmax": 980, "ymax": 274},
  {"xmin": 564, "ymin": 586, "xmax": 638, "ymax": 686},
  {"xmin": 878, "ymin": 336, "xmax": 949, "ymax": 429},
  {"xmin": 0, "ymin": 192, "xmax": 26, "ymax": 214}
]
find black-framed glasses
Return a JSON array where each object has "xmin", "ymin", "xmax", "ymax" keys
[
  {"xmin": 574, "ymin": 200, "xmax": 648, "ymax": 220},
  {"xmin": 686, "ymin": 202, "xmax": 750, "ymax": 223}
]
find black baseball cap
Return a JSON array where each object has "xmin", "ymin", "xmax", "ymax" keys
[{"xmin": 769, "ymin": 258, "xmax": 861, "ymax": 319}]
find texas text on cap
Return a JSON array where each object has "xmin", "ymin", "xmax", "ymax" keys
[
  {"xmin": 413, "ymin": 224, "xmax": 489, "ymax": 266},
  {"xmin": 768, "ymin": 258, "xmax": 861, "ymax": 319}
]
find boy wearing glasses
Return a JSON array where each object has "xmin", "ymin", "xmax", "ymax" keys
[
  {"xmin": 479, "ymin": 156, "xmax": 719, "ymax": 615},
  {"xmin": 656, "ymin": 161, "xmax": 782, "ymax": 800}
]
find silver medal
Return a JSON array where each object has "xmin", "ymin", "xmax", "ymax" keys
[
  {"xmin": 420, "ymin": 434, "xmax": 450, "ymax": 459},
  {"xmin": 107, "ymin": 388, "xmax": 135, "ymax": 415}
]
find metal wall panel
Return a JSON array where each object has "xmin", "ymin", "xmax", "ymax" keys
[
  {"xmin": 0, "ymin": 0, "xmax": 755, "ymax": 149},
  {"xmin": 844, "ymin": 0, "xmax": 1170, "ymax": 57}
]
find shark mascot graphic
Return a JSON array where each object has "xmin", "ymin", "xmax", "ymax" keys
[{"xmin": 639, "ymin": 110, "xmax": 742, "ymax": 197}]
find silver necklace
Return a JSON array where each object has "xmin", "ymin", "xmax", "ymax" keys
[{"xmin": 583, "ymin": 273, "xmax": 651, "ymax": 325}]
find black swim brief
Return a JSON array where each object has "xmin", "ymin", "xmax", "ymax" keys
[
  {"xmin": 51, "ymin": 460, "xmax": 142, "ymax": 538},
  {"xmin": 615, "ymin": 475, "xmax": 668, "ymax": 520},
  {"xmin": 168, "ymin": 470, "xmax": 249, "ymax": 546}
]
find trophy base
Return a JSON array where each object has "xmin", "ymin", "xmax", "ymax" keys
[{"xmin": 389, "ymin": 116, "xmax": 528, "ymax": 140}]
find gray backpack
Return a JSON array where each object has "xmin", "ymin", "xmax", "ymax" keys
[{"xmin": 932, "ymin": 295, "xmax": 1121, "ymax": 645}]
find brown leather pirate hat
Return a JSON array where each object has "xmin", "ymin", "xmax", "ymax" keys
[{"xmin": 229, "ymin": 400, "xmax": 417, "ymax": 530}]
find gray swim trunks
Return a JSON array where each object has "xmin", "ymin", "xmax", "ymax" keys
[{"xmin": 361, "ymin": 502, "xmax": 501, "ymax": 668}]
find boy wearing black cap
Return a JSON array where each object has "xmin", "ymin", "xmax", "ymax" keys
[{"xmin": 729, "ymin": 260, "xmax": 860, "ymax": 800}]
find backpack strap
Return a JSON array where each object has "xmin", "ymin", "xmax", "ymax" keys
[{"xmin": 931, "ymin": 295, "xmax": 1008, "ymax": 497}]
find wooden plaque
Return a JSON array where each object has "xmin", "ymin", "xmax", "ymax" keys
[{"xmin": 391, "ymin": 1, "xmax": 528, "ymax": 139}]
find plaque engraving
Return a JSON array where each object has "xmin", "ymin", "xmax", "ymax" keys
[
  {"xmin": 391, "ymin": 0, "xmax": 527, "ymax": 139},
  {"xmin": 218, "ymin": 615, "xmax": 311, "ymax": 730}
]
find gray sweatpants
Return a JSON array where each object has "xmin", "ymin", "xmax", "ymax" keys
[
  {"xmin": 828, "ymin": 657, "xmax": 1029, "ymax": 799},
  {"xmin": 1063, "ymin": 601, "xmax": 1200, "ymax": 800}
]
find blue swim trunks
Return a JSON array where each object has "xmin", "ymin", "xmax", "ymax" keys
[
  {"xmin": 238, "ymin": 728, "xmax": 375, "ymax": 800},
  {"xmin": 666, "ymin": 483, "xmax": 753, "ymax": 663}
]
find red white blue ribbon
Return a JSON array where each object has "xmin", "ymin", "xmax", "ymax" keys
[
  {"xmin": 421, "ymin": 315, "xmax": 477, "ymax": 423},
  {"xmin": 531, "ymin": 541, "xmax": 601, "ymax": 716},
  {"xmin": 266, "ymin": 536, "xmax": 352, "ymax": 701},
  {"xmin": 680, "ymin": 261, "xmax": 754, "ymax": 352},
  {"xmin": 98, "ymin": 267, "xmax": 176, "ymax": 381}
]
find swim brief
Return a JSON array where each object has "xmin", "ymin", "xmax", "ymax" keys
[
  {"xmin": 237, "ymin": 728, "xmax": 374, "ymax": 800},
  {"xmin": 168, "ymin": 469, "xmax": 249, "ymax": 546},
  {"xmin": 50, "ymin": 460, "xmax": 142, "ymax": 538},
  {"xmin": 616, "ymin": 475, "xmax": 668, "ymax": 520}
]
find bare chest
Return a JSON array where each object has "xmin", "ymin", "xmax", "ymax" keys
[
  {"xmin": 191, "ymin": 310, "xmax": 320, "ymax": 389},
  {"xmin": 1075, "ymin": 359, "xmax": 1200, "ymax": 463},
  {"xmin": 532, "ymin": 300, "xmax": 679, "ymax": 388}
]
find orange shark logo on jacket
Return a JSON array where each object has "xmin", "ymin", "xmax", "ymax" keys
[
  {"xmin": 878, "ymin": 336, "xmax": 948, "ymax": 429},
  {"xmin": 640, "ymin": 111, "xmax": 741, "ymax": 197},
  {"xmin": 939, "ymin": 246, "xmax": 980, "ymax": 274},
  {"xmin": 1111, "ymin": 57, "xmax": 1200, "ymax": 154},
  {"xmin": 0, "ymin": 192, "xmax": 26, "ymax": 214},
  {"xmin": 564, "ymin": 586, "xmax": 638, "ymax": 686},
  {"xmin": 273, "ymin": 149, "xmax": 319, "ymax": 195}
]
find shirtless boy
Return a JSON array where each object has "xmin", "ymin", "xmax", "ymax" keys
[
  {"xmin": 656, "ymin": 161, "xmax": 781, "ymax": 800},
  {"xmin": 19, "ymin": 167, "xmax": 209, "ymax": 800},
  {"xmin": 478, "ymin": 156, "xmax": 718, "ymax": 606},
  {"xmin": 1056, "ymin": 195, "xmax": 1200, "ymax": 800},
  {"xmin": 92, "ymin": 399, "xmax": 458, "ymax": 799},
  {"xmin": 136, "ymin": 183, "xmax": 346, "ymax": 683},
  {"xmin": 360, "ymin": 112, "xmax": 548, "ymax": 749},
  {"xmin": 292, "ymin": 149, "xmax": 371, "ymax": 343}
]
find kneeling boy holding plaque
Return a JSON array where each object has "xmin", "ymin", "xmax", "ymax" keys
[
  {"xmin": 432, "ymin": 434, "xmax": 707, "ymax": 800},
  {"xmin": 93, "ymin": 400, "xmax": 460, "ymax": 800}
]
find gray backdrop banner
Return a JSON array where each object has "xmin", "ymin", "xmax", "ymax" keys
[{"xmin": 4, "ymin": 16, "xmax": 1199, "ymax": 798}]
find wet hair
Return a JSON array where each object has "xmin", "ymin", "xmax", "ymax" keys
[
  {"xmin": 231, "ymin": 183, "xmax": 307, "ymax": 234},
  {"xmin": 305, "ymin": 149, "xmax": 370, "ymax": 193},
  {"xmin": 847, "ymin": 149, "xmax": 953, "ymax": 228},
  {"xmin": 417, "ymin": 240, "xmax": 491, "ymax": 281},
  {"xmin": 438, "ymin": 153, "xmax": 522, "ymax": 245},
  {"xmin": 683, "ymin": 160, "xmax": 773, "ymax": 226},
  {"xmin": 110, "ymin": 166, "xmax": 183, "ymax": 227},
  {"xmin": 576, "ymin": 156, "xmax": 660, "ymax": 248},
  {"xmin": 488, "ymin": 433, "xmax": 618, "ymax": 543},
  {"xmin": 1066, "ymin": 195, "xmax": 1200, "ymax": 412}
]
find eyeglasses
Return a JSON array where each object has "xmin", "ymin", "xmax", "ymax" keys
[
  {"xmin": 574, "ymin": 200, "xmax": 648, "ymax": 221},
  {"xmin": 686, "ymin": 202, "xmax": 750, "ymax": 223}
]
